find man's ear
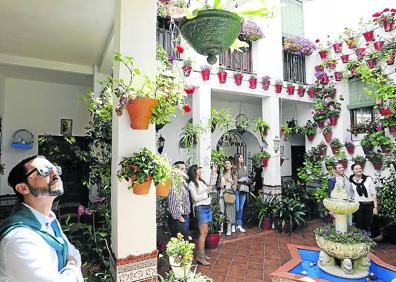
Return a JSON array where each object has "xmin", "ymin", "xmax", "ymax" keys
[{"xmin": 15, "ymin": 183, "xmax": 30, "ymax": 196}]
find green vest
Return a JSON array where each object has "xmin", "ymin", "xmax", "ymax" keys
[{"xmin": 0, "ymin": 203, "xmax": 68, "ymax": 271}]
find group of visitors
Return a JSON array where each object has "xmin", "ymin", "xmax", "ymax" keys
[{"xmin": 167, "ymin": 153, "xmax": 251, "ymax": 266}]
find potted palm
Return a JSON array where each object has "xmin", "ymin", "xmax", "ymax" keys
[
  {"xmin": 273, "ymin": 197, "xmax": 306, "ymax": 234},
  {"xmin": 367, "ymin": 151, "xmax": 384, "ymax": 171},
  {"xmin": 253, "ymin": 118, "xmax": 271, "ymax": 141},
  {"xmin": 352, "ymin": 155, "xmax": 366, "ymax": 169},
  {"xmin": 322, "ymin": 125, "xmax": 333, "ymax": 143},
  {"xmin": 248, "ymin": 73, "xmax": 258, "ymax": 89},
  {"xmin": 209, "ymin": 108, "xmax": 233, "ymax": 133},
  {"xmin": 303, "ymin": 120, "xmax": 317, "ymax": 141},
  {"xmin": 166, "ymin": 233, "xmax": 195, "ymax": 279},
  {"xmin": 250, "ymin": 193, "xmax": 277, "ymax": 231},
  {"xmin": 274, "ymin": 79, "xmax": 283, "ymax": 93},
  {"xmin": 344, "ymin": 140, "xmax": 355, "ymax": 155},
  {"xmin": 261, "ymin": 76, "xmax": 271, "ymax": 90},
  {"xmin": 217, "ymin": 65, "xmax": 228, "ymax": 84}
]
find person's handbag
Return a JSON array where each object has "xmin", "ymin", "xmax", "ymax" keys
[{"xmin": 223, "ymin": 191, "xmax": 236, "ymax": 204}]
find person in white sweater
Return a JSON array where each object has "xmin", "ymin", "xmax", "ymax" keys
[{"xmin": 187, "ymin": 164, "xmax": 217, "ymax": 266}]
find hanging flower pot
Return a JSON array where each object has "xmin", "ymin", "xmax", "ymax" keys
[
  {"xmin": 374, "ymin": 41, "xmax": 385, "ymax": 51},
  {"xmin": 350, "ymin": 67, "xmax": 358, "ymax": 77},
  {"xmin": 329, "ymin": 116, "xmax": 338, "ymax": 125},
  {"xmin": 132, "ymin": 177, "xmax": 154, "ymax": 195},
  {"xmin": 286, "ymin": 85, "xmax": 295, "ymax": 95},
  {"xmin": 126, "ymin": 98, "xmax": 158, "ymax": 130},
  {"xmin": 320, "ymin": 75, "xmax": 329, "ymax": 84},
  {"xmin": 384, "ymin": 20, "xmax": 395, "ymax": 32},
  {"xmin": 319, "ymin": 147, "xmax": 327, "ymax": 157},
  {"xmin": 363, "ymin": 30, "xmax": 375, "ymax": 42},
  {"xmin": 308, "ymin": 89, "xmax": 315, "ymax": 98},
  {"xmin": 156, "ymin": 180, "xmax": 171, "ymax": 197},
  {"xmin": 315, "ymin": 65, "xmax": 324, "ymax": 72},
  {"xmin": 205, "ymin": 233, "xmax": 220, "ymax": 249},
  {"xmin": 249, "ymin": 77, "xmax": 258, "ymax": 89},
  {"xmin": 297, "ymin": 86, "xmax": 305, "ymax": 97},
  {"xmin": 275, "ymin": 84, "xmax": 283, "ymax": 93},
  {"xmin": 346, "ymin": 37, "xmax": 357, "ymax": 49},
  {"xmin": 362, "ymin": 145, "xmax": 373, "ymax": 156},
  {"xmin": 389, "ymin": 126, "xmax": 396, "ymax": 134},
  {"xmin": 340, "ymin": 159, "xmax": 348, "ymax": 169},
  {"xmin": 307, "ymin": 134, "xmax": 315, "ymax": 141},
  {"xmin": 234, "ymin": 73, "xmax": 244, "ymax": 86},
  {"xmin": 262, "ymin": 78, "xmax": 271, "ymax": 90},
  {"xmin": 323, "ymin": 132, "xmax": 332, "ymax": 142},
  {"xmin": 366, "ymin": 58, "xmax": 376, "ymax": 69},
  {"xmin": 201, "ymin": 69, "xmax": 211, "ymax": 80},
  {"xmin": 184, "ymin": 86, "xmax": 196, "ymax": 95},
  {"xmin": 179, "ymin": 9, "xmax": 243, "ymax": 64},
  {"xmin": 331, "ymin": 146, "xmax": 340, "ymax": 154},
  {"xmin": 345, "ymin": 144, "xmax": 355, "ymax": 155},
  {"xmin": 328, "ymin": 62, "xmax": 336, "ymax": 69},
  {"xmin": 261, "ymin": 157, "xmax": 269, "ymax": 167},
  {"xmin": 341, "ymin": 54, "xmax": 349, "ymax": 63},
  {"xmin": 372, "ymin": 161, "xmax": 383, "ymax": 171},
  {"xmin": 356, "ymin": 48, "xmax": 366, "ymax": 59},
  {"xmin": 333, "ymin": 42, "xmax": 342, "ymax": 53},
  {"xmin": 317, "ymin": 121, "xmax": 325, "ymax": 128},
  {"xmin": 218, "ymin": 71, "xmax": 228, "ymax": 84},
  {"xmin": 386, "ymin": 52, "xmax": 395, "ymax": 65},
  {"xmin": 319, "ymin": 50, "xmax": 328, "ymax": 59},
  {"xmin": 182, "ymin": 65, "xmax": 192, "ymax": 77},
  {"xmin": 335, "ymin": 72, "xmax": 343, "ymax": 81},
  {"xmin": 381, "ymin": 145, "xmax": 391, "ymax": 154}
]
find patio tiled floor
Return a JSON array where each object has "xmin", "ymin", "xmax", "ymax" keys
[{"xmin": 196, "ymin": 220, "xmax": 396, "ymax": 282}]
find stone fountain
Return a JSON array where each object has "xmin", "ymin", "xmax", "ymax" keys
[{"xmin": 315, "ymin": 177, "xmax": 371, "ymax": 279}]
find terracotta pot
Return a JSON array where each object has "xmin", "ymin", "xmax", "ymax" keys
[
  {"xmin": 234, "ymin": 74, "xmax": 243, "ymax": 86},
  {"xmin": 262, "ymin": 80, "xmax": 270, "ymax": 90},
  {"xmin": 331, "ymin": 146, "xmax": 340, "ymax": 154},
  {"xmin": 367, "ymin": 59, "xmax": 376, "ymax": 69},
  {"xmin": 346, "ymin": 145, "xmax": 355, "ymax": 155},
  {"xmin": 381, "ymin": 145, "xmax": 391, "ymax": 154},
  {"xmin": 297, "ymin": 87, "xmax": 305, "ymax": 97},
  {"xmin": 362, "ymin": 145, "xmax": 373, "ymax": 156},
  {"xmin": 323, "ymin": 132, "xmax": 332, "ymax": 142},
  {"xmin": 340, "ymin": 54, "xmax": 349, "ymax": 63},
  {"xmin": 384, "ymin": 20, "xmax": 395, "ymax": 32},
  {"xmin": 317, "ymin": 121, "xmax": 325, "ymax": 128},
  {"xmin": 346, "ymin": 37, "xmax": 356, "ymax": 49},
  {"xmin": 389, "ymin": 126, "xmax": 396, "ymax": 134},
  {"xmin": 249, "ymin": 77, "xmax": 257, "ymax": 89},
  {"xmin": 340, "ymin": 159, "xmax": 348, "ymax": 169},
  {"xmin": 319, "ymin": 50, "xmax": 327, "ymax": 59},
  {"xmin": 374, "ymin": 41, "xmax": 384, "ymax": 51},
  {"xmin": 356, "ymin": 48, "xmax": 366, "ymax": 59},
  {"xmin": 275, "ymin": 84, "xmax": 282, "ymax": 93},
  {"xmin": 133, "ymin": 177, "xmax": 153, "ymax": 195},
  {"xmin": 335, "ymin": 72, "xmax": 343, "ymax": 81},
  {"xmin": 320, "ymin": 75, "xmax": 329, "ymax": 84},
  {"xmin": 205, "ymin": 233, "xmax": 220, "ymax": 249},
  {"xmin": 363, "ymin": 30, "xmax": 375, "ymax": 42},
  {"xmin": 156, "ymin": 179, "xmax": 171, "ymax": 197},
  {"xmin": 387, "ymin": 52, "xmax": 395, "ymax": 65},
  {"xmin": 307, "ymin": 134, "xmax": 315, "ymax": 141},
  {"xmin": 319, "ymin": 147, "xmax": 327, "ymax": 157},
  {"xmin": 372, "ymin": 161, "xmax": 383, "ymax": 171},
  {"xmin": 333, "ymin": 42, "xmax": 342, "ymax": 53},
  {"xmin": 217, "ymin": 71, "xmax": 227, "ymax": 83},
  {"xmin": 286, "ymin": 86, "xmax": 295, "ymax": 95},
  {"xmin": 308, "ymin": 89, "xmax": 315, "ymax": 98},
  {"xmin": 261, "ymin": 157, "xmax": 269, "ymax": 167},
  {"xmin": 126, "ymin": 98, "xmax": 158, "ymax": 130},
  {"xmin": 328, "ymin": 62, "xmax": 336, "ymax": 69},
  {"xmin": 183, "ymin": 65, "xmax": 192, "ymax": 77},
  {"xmin": 329, "ymin": 116, "xmax": 338, "ymax": 125},
  {"xmin": 350, "ymin": 67, "xmax": 358, "ymax": 77},
  {"xmin": 262, "ymin": 218, "xmax": 272, "ymax": 231},
  {"xmin": 201, "ymin": 69, "xmax": 211, "ymax": 80}
]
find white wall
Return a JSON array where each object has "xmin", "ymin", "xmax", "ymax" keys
[
  {"xmin": 0, "ymin": 76, "xmax": 4, "ymax": 187},
  {"xmin": 0, "ymin": 77, "xmax": 90, "ymax": 194}
]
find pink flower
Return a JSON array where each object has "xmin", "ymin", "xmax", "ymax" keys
[{"xmin": 78, "ymin": 205, "xmax": 86, "ymax": 216}]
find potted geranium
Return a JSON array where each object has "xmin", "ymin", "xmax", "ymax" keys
[
  {"xmin": 239, "ymin": 20, "xmax": 264, "ymax": 42},
  {"xmin": 283, "ymin": 35, "xmax": 316, "ymax": 56},
  {"xmin": 182, "ymin": 58, "xmax": 192, "ymax": 77},
  {"xmin": 166, "ymin": 233, "xmax": 195, "ymax": 279},
  {"xmin": 373, "ymin": 8, "xmax": 396, "ymax": 32},
  {"xmin": 297, "ymin": 84, "xmax": 305, "ymax": 97},
  {"xmin": 261, "ymin": 75, "xmax": 271, "ymax": 90},
  {"xmin": 286, "ymin": 81, "xmax": 295, "ymax": 95},
  {"xmin": 315, "ymin": 70, "xmax": 329, "ymax": 84},
  {"xmin": 317, "ymin": 142, "xmax": 328, "ymax": 157},
  {"xmin": 200, "ymin": 65, "xmax": 211, "ymax": 80},
  {"xmin": 329, "ymin": 138, "xmax": 343, "ymax": 154},
  {"xmin": 249, "ymin": 73, "xmax": 258, "ymax": 89},
  {"xmin": 307, "ymin": 84, "xmax": 316, "ymax": 98},
  {"xmin": 352, "ymin": 155, "xmax": 366, "ymax": 169},
  {"xmin": 217, "ymin": 65, "xmax": 228, "ymax": 84},
  {"xmin": 274, "ymin": 79, "xmax": 283, "ymax": 93},
  {"xmin": 367, "ymin": 151, "xmax": 384, "ymax": 170},
  {"xmin": 253, "ymin": 150, "xmax": 271, "ymax": 168},
  {"xmin": 234, "ymin": 69, "xmax": 244, "ymax": 86},
  {"xmin": 344, "ymin": 140, "xmax": 355, "ymax": 155},
  {"xmin": 254, "ymin": 118, "xmax": 271, "ymax": 141},
  {"xmin": 209, "ymin": 108, "xmax": 233, "ymax": 133},
  {"xmin": 315, "ymin": 39, "xmax": 329, "ymax": 59},
  {"xmin": 303, "ymin": 120, "xmax": 317, "ymax": 141},
  {"xmin": 322, "ymin": 125, "xmax": 333, "ymax": 142}
]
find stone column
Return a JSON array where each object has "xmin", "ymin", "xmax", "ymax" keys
[
  {"xmin": 111, "ymin": 0, "xmax": 157, "ymax": 281},
  {"xmin": 261, "ymin": 96, "xmax": 282, "ymax": 196}
]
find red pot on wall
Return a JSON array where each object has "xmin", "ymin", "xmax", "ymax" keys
[
  {"xmin": 261, "ymin": 157, "xmax": 269, "ymax": 167},
  {"xmin": 249, "ymin": 77, "xmax": 258, "ymax": 89},
  {"xmin": 329, "ymin": 116, "xmax": 338, "ymax": 125},
  {"xmin": 363, "ymin": 30, "xmax": 375, "ymax": 42},
  {"xmin": 374, "ymin": 41, "xmax": 385, "ymax": 51},
  {"xmin": 389, "ymin": 126, "xmax": 396, "ymax": 134},
  {"xmin": 362, "ymin": 145, "xmax": 373, "ymax": 156},
  {"xmin": 201, "ymin": 69, "xmax": 211, "ymax": 81},
  {"xmin": 183, "ymin": 65, "xmax": 192, "ymax": 77},
  {"xmin": 384, "ymin": 20, "xmax": 395, "ymax": 32},
  {"xmin": 319, "ymin": 147, "xmax": 327, "ymax": 157},
  {"xmin": 356, "ymin": 48, "xmax": 366, "ymax": 59},
  {"xmin": 297, "ymin": 87, "xmax": 305, "ymax": 97},
  {"xmin": 350, "ymin": 67, "xmax": 358, "ymax": 77},
  {"xmin": 234, "ymin": 74, "xmax": 243, "ymax": 86},
  {"xmin": 335, "ymin": 72, "xmax": 343, "ymax": 81},
  {"xmin": 308, "ymin": 89, "xmax": 315, "ymax": 98},
  {"xmin": 346, "ymin": 145, "xmax": 355, "ymax": 155},
  {"xmin": 367, "ymin": 59, "xmax": 376, "ymax": 69},
  {"xmin": 320, "ymin": 75, "xmax": 329, "ymax": 84},
  {"xmin": 307, "ymin": 134, "xmax": 315, "ymax": 141},
  {"xmin": 317, "ymin": 121, "xmax": 325, "ymax": 128},
  {"xmin": 331, "ymin": 146, "xmax": 340, "ymax": 154},
  {"xmin": 205, "ymin": 233, "xmax": 220, "ymax": 249},
  {"xmin": 323, "ymin": 132, "xmax": 332, "ymax": 142},
  {"xmin": 346, "ymin": 37, "xmax": 357, "ymax": 49},
  {"xmin": 275, "ymin": 84, "xmax": 282, "ymax": 93},
  {"xmin": 341, "ymin": 54, "xmax": 349, "ymax": 63},
  {"xmin": 372, "ymin": 161, "xmax": 383, "ymax": 171},
  {"xmin": 184, "ymin": 86, "xmax": 196, "ymax": 95},
  {"xmin": 262, "ymin": 80, "xmax": 270, "ymax": 90},
  {"xmin": 381, "ymin": 145, "xmax": 391, "ymax": 154},
  {"xmin": 315, "ymin": 65, "xmax": 324, "ymax": 72},
  {"xmin": 328, "ymin": 62, "xmax": 336, "ymax": 69},
  {"xmin": 286, "ymin": 86, "xmax": 295, "ymax": 95},
  {"xmin": 319, "ymin": 50, "xmax": 328, "ymax": 59},
  {"xmin": 387, "ymin": 52, "xmax": 395, "ymax": 65},
  {"xmin": 333, "ymin": 42, "xmax": 342, "ymax": 53},
  {"xmin": 218, "ymin": 71, "xmax": 228, "ymax": 84}
]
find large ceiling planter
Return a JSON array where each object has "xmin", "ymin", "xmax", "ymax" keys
[{"xmin": 179, "ymin": 9, "xmax": 243, "ymax": 65}]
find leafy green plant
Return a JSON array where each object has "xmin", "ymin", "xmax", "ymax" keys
[
  {"xmin": 348, "ymin": 122, "xmax": 369, "ymax": 135},
  {"xmin": 166, "ymin": 233, "xmax": 195, "ymax": 267},
  {"xmin": 179, "ymin": 120, "xmax": 207, "ymax": 162},
  {"xmin": 322, "ymin": 124, "xmax": 332, "ymax": 134},
  {"xmin": 211, "ymin": 148, "xmax": 226, "ymax": 170},
  {"xmin": 281, "ymin": 120, "xmax": 301, "ymax": 137},
  {"xmin": 273, "ymin": 197, "xmax": 306, "ymax": 234},
  {"xmin": 302, "ymin": 120, "xmax": 317, "ymax": 136},
  {"xmin": 377, "ymin": 173, "xmax": 396, "ymax": 221},
  {"xmin": 366, "ymin": 151, "xmax": 384, "ymax": 163},
  {"xmin": 329, "ymin": 138, "xmax": 342, "ymax": 148},
  {"xmin": 209, "ymin": 108, "xmax": 233, "ymax": 133},
  {"xmin": 208, "ymin": 197, "xmax": 226, "ymax": 233},
  {"xmin": 249, "ymin": 193, "xmax": 278, "ymax": 227},
  {"xmin": 334, "ymin": 151, "xmax": 347, "ymax": 161},
  {"xmin": 253, "ymin": 118, "xmax": 270, "ymax": 139},
  {"xmin": 317, "ymin": 142, "xmax": 328, "ymax": 150},
  {"xmin": 252, "ymin": 150, "xmax": 271, "ymax": 168}
]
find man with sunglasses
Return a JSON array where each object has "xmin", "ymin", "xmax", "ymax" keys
[{"xmin": 0, "ymin": 155, "xmax": 83, "ymax": 281}]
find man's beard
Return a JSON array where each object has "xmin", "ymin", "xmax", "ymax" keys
[{"xmin": 27, "ymin": 178, "xmax": 64, "ymax": 197}]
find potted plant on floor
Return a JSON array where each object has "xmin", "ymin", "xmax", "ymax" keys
[
  {"xmin": 329, "ymin": 138, "xmax": 343, "ymax": 154},
  {"xmin": 182, "ymin": 59, "xmax": 193, "ymax": 77},
  {"xmin": 261, "ymin": 76, "xmax": 271, "ymax": 90},
  {"xmin": 286, "ymin": 81, "xmax": 295, "ymax": 95},
  {"xmin": 273, "ymin": 197, "xmax": 306, "ymax": 234},
  {"xmin": 352, "ymin": 155, "xmax": 366, "ymax": 169},
  {"xmin": 209, "ymin": 108, "xmax": 233, "ymax": 133},
  {"xmin": 322, "ymin": 125, "xmax": 333, "ymax": 142},
  {"xmin": 318, "ymin": 142, "xmax": 328, "ymax": 157},
  {"xmin": 253, "ymin": 118, "xmax": 271, "ymax": 141},
  {"xmin": 367, "ymin": 151, "xmax": 384, "ymax": 171},
  {"xmin": 234, "ymin": 69, "xmax": 244, "ymax": 86},
  {"xmin": 250, "ymin": 193, "xmax": 277, "ymax": 231},
  {"xmin": 253, "ymin": 150, "xmax": 271, "ymax": 168},
  {"xmin": 206, "ymin": 198, "xmax": 225, "ymax": 249},
  {"xmin": 166, "ymin": 233, "xmax": 195, "ymax": 279},
  {"xmin": 200, "ymin": 65, "xmax": 211, "ymax": 80},
  {"xmin": 217, "ymin": 65, "xmax": 228, "ymax": 84},
  {"xmin": 274, "ymin": 79, "xmax": 283, "ymax": 93},
  {"xmin": 248, "ymin": 73, "xmax": 258, "ymax": 89},
  {"xmin": 303, "ymin": 120, "xmax": 317, "ymax": 141},
  {"xmin": 344, "ymin": 140, "xmax": 355, "ymax": 155}
]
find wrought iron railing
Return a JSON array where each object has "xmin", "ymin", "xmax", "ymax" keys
[
  {"xmin": 283, "ymin": 51, "xmax": 306, "ymax": 83},
  {"xmin": 219, "ymin": 42, "xmax": 253, "ymax": 73}
]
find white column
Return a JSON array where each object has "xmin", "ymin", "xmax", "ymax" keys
[
  {"xmin": 261, "ymin": 96, "xmax": 281, "ymax": 195},
  {"xmin": 111, "ymin": 0, "xmax": 157, "ymax": 281},
  {"xmin": 192, "ymin": 84, "xmax": 212, "ymax": 181}
]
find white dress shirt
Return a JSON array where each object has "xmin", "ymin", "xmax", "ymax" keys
[
  {"xmin": 351, "ymin": 176, "xmax": 377, "ymax": 202},
  {"xmin": 0, "ymin": 203, "xmax": 83, "ymax": 282}
]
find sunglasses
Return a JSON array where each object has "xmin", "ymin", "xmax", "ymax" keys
[{"xmin": 25, "ymin": 166, "xmax": 62, "ymax": 178}]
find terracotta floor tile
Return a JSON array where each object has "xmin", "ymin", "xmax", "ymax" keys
[
  {"xmin": 245, "ymin": 278, "xmax": 263, "ymax": 282},
  {"xmin": 245, "ymin": 270, "xmax": 263, "ymax": 279},
  {"xmin": 212, "ymin": 265, "xmax": 229, "ymax": 274},
  {"xmin": 210, "ymin": 274, "xmax": 227, "ymax": 282},
  {"xmin": 247, "ymin": 263, "xmax": 264, "ymax": 272},
  {"xmin": 226, "ymin": 275, "xmax": 245, "ymax": 282}
]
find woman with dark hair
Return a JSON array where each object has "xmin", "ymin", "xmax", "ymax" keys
[
  {"xmin": 234, "ymin": 153, "xmax": 249, "ymax": 233},
  {"xmin": 220, "ymin": 160, "xmax": 237, "ymax": 236},
  {"xmin": 349, "ymin": 163, "xmax": 378, "ymax": 231},
  {"xmin": 187, "ymin": 164, "xmax": 217, "ymax": 266}
]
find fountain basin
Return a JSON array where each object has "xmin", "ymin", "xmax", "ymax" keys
[
  {"xmin": 315, "ymin": 235, "xmax": 370, "ymax": 260},
  {"xmin": 323, "ymin": 198, "xmax": 359, "ymax": 215}
]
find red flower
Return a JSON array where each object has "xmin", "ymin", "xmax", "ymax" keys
[
  {"xmin": 183, "ymin": 103, "xmax": 192, "ymax": 113},
  {"xmin": 383, "ymin": 8, "xmax": 390, "ymax": 12},
  {"xmin": 176, "ymin": 45, "xmax": 184, "ymax": 54}
]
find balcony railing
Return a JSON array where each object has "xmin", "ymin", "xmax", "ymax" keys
[
  {"xmin": 156, "ymin": 17, "xmax": 180, "ymax": 60},
  {"xmin": 283, "ymin": 51, "xmax": 306, "ymax": 83},
  {"xmin": 219, "ymin": 42, "xmax": 253, "ymax": 73}
]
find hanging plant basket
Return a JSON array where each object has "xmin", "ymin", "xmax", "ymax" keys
[
  {"xmin": 234, "ymin": 74, "xmax": 244, "ymax": 86},
  {"xmin": 132, "ymin": 177, "xmax": 153, "ymax": 195},
  {"xmin": 126, "ymin": 98, "xmax": 158, "ymax": 130},
  {"xmin": 179, "ymin": 9, "xmax": 243, "ymax": 65},
  {"xmin": 383, "ymin": 20, "xmax": 395, "ymax": 32}
]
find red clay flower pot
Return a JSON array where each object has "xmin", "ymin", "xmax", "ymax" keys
[
  {"xmin": 346, "ymin": 145, "xmax": 355, "ymax": 155},
  {"xmin": 184, "ymin": 86, "xmax": 196, "ymax": 95},
  {"xmin": 335, "ymin": 72, "xmax": 343, "ymax": 81},
  {"xmin": 346, "ymin": 37, "xmax": 357, "ymax": 49},
  {"xmin": 340, "ymin": 159, "xmax": 348, "ymax": 169},
  {"xmin": 262, "ymin": 80, "xmax": 270, "ymax": 90},
  {"xmin": 126, "ymin": 98, "xmax": 158, "ymax": 130},
  {"xmin": 323, "ymin": 132, "xmax": 332, "ymax": 142},
  {"xmin": 384, "ymin": 20, "xmax": 395, "ymax": 32},
  {"xmin": 205, "ymin": 233, "xmax": 220, "ymax": 249},
  {"xmin": 319, "ymin": 147, "xmax": 326, "ymax": 157},
  {"xmin": 315, "ymin": 65, "xmax": 324, "ymax": 72},
  {"xmin": 234, "ymin": 74, "xmax": 243, "ymax": 86},
  {"xmin": 356, "ymin": 48, "xmax": 366, "ymax": 59},
  {"xmin": 372, "ymin": 161, "xmax": 383, "ymax": 171},
  {"xmin": 362, "ymin": 145, "xmax": 373, "ymax": 156},
  {"xmin": 201, "ymin": 69, "xmax": 211, "ymax": 81},
  {"xmin": 331, "ymin": 146, "xmax": 340, "ymax": 154},
  {"xmin": 320, "ymin": 75, "xmax": 329, "ymax": 84},
  {"xmin": 387, "ymin": 52, "xmax": 395, "ymax": 65},
  {"xmin": 389, "ymin": 126, "xmax": 396, "ymax": 134},
  {"xmin": 374, "ymin": 41, "xmax": 384, "ymax": 51},
  {"xmin": 262, "ymin": 218, "xmax": 272, "ymax": 231},
  {"xmin": 249, "ymin": 77, "xmax": 258, "ymax": 89},
  {"xmin": 156, "ymin": 179, "xmax": 171, "ymax": 197},
  {"xmin": 381, "ymin": 145, "xmax": 391, "ymax": 154},
  {"xmin": 261, "ymin": 157, "xmax": 269, "ymax": 167},
  {"xmin": 308, "ymin": 89, "xmax": 315, "ymax": 98},
  {"xmin": 297, "ymin": 87, "xmax": 305, "ymax": 97},
  {"xmin": 350, "ymin": 67, "xmax": 358, "ymax": 77},
  {"xmin": 217, "ymin": 71, "xmax": 228, "ymax": 84},
  {"xmin": 367, "ymin": 59, "xmax": 376, "ymax": 69},
  {"xmin": 307, "ymin": 134, "xmax": 315, "ymax": 141},
  {"xmin": 183, "ymin": 65, "xmax": 192, "ymax": 77},
  {"xmin": 319, "ymin": 50, "xmax": 328, "ymax": 59},
  {"xmin": 341, "ymin": 54, "xmax": 349, "ymax": 63},
  {"xmin": 275, "ymin": 84, "xmax": 282, "ymax": 93},
  {"xmin": 317, "ymin": 121, "xmax": 325, "ymax": 128},
  {"xmin": 286, "ymin": 86, "xmax": 295, "ymax": 95},
  {"xmin": 363, "ymin": 30, "xmax": 375, "ymax": 42},
  {"xmin": 333, "ymin": 42, "xmax": 342, "ymax": 53},
  {"xmin": 329, "ymin": 117, "xmax": 338, "ymax": 125},
  {"xmin": 328, "ymin": 62, "xmax": 336, "ymax": 69}
]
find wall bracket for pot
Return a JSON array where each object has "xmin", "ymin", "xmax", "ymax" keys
[{"xmin": 11, "ymin": 129, "xmax": 34, "ymax": 149}]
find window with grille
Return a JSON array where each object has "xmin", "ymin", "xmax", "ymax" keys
[
  {"xmin": 283, "ymin": 51, "xmax": 306, "ymax": 83},
  {"xmin": 156, "ymin": 18, "xmax": 180, "ymax": 60},
  {"xmin": 219, "ymin": 42, "xmax": 253, "ymax": 73}
]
